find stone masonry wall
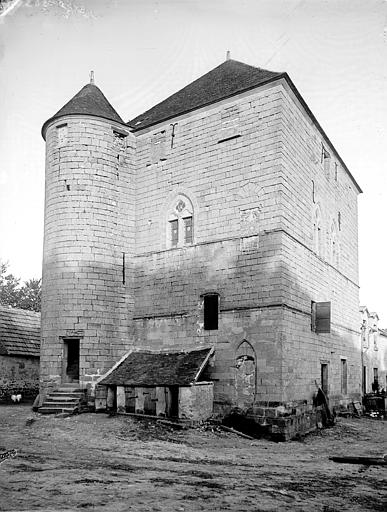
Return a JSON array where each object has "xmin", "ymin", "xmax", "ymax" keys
[
  {"xmin": 41, "ymin": 115, "xmax": 136, "ymax": 396},
  {"xmin": 132, "ymin": 79, "xmax": 360, "ymax": 411},
  {"xmin": 178, "ymin": 383, "xmax": 214, "ymax": 421},
  {"xmin": 0, "ymin": 355, "xmax": 39, "ymax": 402},
  {"xmin": 279, "ymin": 83, "xmax": 361, "ymax": 405},
  {"xmin": 133, "ymin": 84, "xmax": 287, "ymax": 411}
]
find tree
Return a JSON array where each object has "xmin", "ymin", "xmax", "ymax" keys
[{"xmin": 0, "ymin": 262, "xmax": 41, "ymax": 312}]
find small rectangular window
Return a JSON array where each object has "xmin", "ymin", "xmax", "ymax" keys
[
  {"xmin": 321, "ymin": 363, "xmax": 328, "ymax": 396},
  {"xmin": 170, "ymin": 219, "xmax": 178, "ymax": 247},
  {"xmin": 57, "ymin": 124, "xmax": 68, "ymax": 146},
  {"xmin": 219, "ymin": 105, "xmax": 240, "ymax": 142},
  {"xmin": 311, "ymin": 301, "xmax": 331, "ymax": 333},
  {"xmin": 334, "ymin": 162, "xmax": 338, "ymax": 181},
  {"xmin": 184, "ymin": 216, "xmax": 193, "ymax": 244},
  {"xmin": 204, "ymin": 294, "xmax": 219, "ymax": 330},
  {"xmin": 151, "ymin": 130, "xmax": 166, "ymax": 163},
  {"xmin": 341, "ymin": 359, "xmax": 347, "ymax": 395},
  {"xmin": 322, "ymin": 145, "xmax": 330, "ymax": 177}
]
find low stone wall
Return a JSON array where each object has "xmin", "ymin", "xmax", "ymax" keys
[
  {"xmin": 178, "ymin": 383, "xmax": 214, "ymax": 421},
  {"xmin": 248, "ymin": 400, "xmax": 334, "ymax": 441},
  {"xmin": 0, "ymin": 355, "xmax": 40, "ymax": 403}
]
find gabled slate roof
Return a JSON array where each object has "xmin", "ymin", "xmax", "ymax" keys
[
  {"xmin": 0, "ymin": 305, "xmax": 40, "ymax": 357},
  {"xmin": 129, "ymin": 59, "xmax": 283, "ymax": 131},
  {"xmin": 42, "ymin": 83, "xmax": 124, "ymax": 139},
  {"xmin": 100, "ymin": 347, "xmax": 213, "ymax": 386}
]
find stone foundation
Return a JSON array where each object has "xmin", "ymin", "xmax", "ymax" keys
[{"xmin": 247, "ymin": 400, "xmax": 333, "ymax": 441}]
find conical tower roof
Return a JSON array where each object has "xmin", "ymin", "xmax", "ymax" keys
[
  {"xmin": 42, "ymin": 83, "xmax": 124, "ymax": 139},
  {"xmin": 129, "ymin": 59, "xmax": 283, "ymax": 131}
]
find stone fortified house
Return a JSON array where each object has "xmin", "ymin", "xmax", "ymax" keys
[{"xmin": 39, "ymin": 58, "xmax": 362, "ymax": 438}]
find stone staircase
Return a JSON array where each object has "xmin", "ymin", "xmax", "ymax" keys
[{"xmin": 38, "ymin": 384, "xmax": 88, "ymax": 415}]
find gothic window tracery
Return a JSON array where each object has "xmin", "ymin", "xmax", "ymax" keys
[{"xmin": 167, "ymin": 195, "xmax": 194, "ymax": 248}]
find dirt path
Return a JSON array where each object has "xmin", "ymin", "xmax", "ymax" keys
[{"xmin": 0, "ymin": 405, "xmax": 386, "ymax": 511}]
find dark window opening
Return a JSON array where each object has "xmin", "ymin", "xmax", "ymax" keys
[
  {"xmin": 321, "ymin": 363, "xmax": 328, "ymax": 396},
  {"xmin": 113, "ymin": 130, "xmax": 127, "ymax": 139},
  {"xmin": 341, "ymin": 359, "xmax": 347, "ymax": 395},
  {"xmin": 184, "ymin": 216, "xmax": 193, "ymax": 244},
  {"xmin": 311, "ymin": 301, "xmax": 331, "ymax": 333},
  {"xmin": 204, "ymin": 294, "xmax": 219, "ymax": 330},
  {"xmin": 372, "ymin": 368, "xmax": 379, "ymax": 391},
  {"xmin": 170, "ymin": 219, "xmax": 178, "ymax": 247}
]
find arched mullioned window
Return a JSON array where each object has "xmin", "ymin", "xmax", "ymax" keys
[
  {"xmin": 166, "ymin": 194, "xmax": 194, "ymax": 248},
  {"xmin": 313, "ymin": 205, "xmax": 322, "ymax": 256},
  {"xmin": 330, "ymin": 221, "xmax": 339, "ymax": 267}
]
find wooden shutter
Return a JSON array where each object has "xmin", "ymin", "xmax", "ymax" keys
[{"xmin": 316, "ymin": 302, "xmax": 331, "ymax": 333}]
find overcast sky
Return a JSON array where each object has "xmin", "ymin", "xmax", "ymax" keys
[{"xmin": 0, "ymin": 0, "xmax": 386, "ymax": 321}]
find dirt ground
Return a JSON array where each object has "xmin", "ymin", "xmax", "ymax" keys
[{"xmin": 0, "ymin": 405, "xmax": 386, "ymax": 512}]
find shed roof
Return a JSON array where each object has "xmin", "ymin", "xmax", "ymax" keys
[
  {"xmin": 129, "ymin": 59, "xmax": 282, "ymax": 131},
  {"xmin": 100, "ymin": 347, "xmax": 213, "ymax": 387},
  {"xmin": 42, "ymin": 83, "xmax": 124, "ymax": 139},
  {"xmin": 0, "ymin": 305, "xmax": 40, "ymax": 357}
]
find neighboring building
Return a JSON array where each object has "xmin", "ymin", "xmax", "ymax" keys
[
  {"xmin": 0, "ymin": 305, "xmax": 40, "ymax": 402},
  {"xmin": 39, "ymin": 58, "xmax": 362, "ymax": 438},
  {"xmin": 360, "ymin": 307, "xmax": 387, "ymax": 393}
]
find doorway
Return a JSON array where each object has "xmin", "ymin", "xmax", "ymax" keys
[
  {"xmin": 63, "ymin": 338, "xmax": 80, "ymax": 383},
  {"xmin": 321, "ymin": 363, "xmax": 328, "ymax": 396},
  {"xmin": 362, "ymin": 365, "xmax": 367, "ymax": 394}
]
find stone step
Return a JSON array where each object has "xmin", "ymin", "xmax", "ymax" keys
[
  {"xmin": 39, "ymin": 406, "xmax": 77, "ymax": 415},
  {"xmin": 47, "ymin": 392, "xmax": 84, "ymax": 399},
  {"xmin": 38, "ymin": 386, "xmax": 87, "ymax": 415},
  {"xmin": 41, "ymin": 401, "xmax": 80, "ymax": 407},
  {"xmin": 56, "ymin": 388, "xmax": 85, "ymax": 393},
  {"xmin": 45, "ymin": 396, "xmax": 80, "ymax": 403}
]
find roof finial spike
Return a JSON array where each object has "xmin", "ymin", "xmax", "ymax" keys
[
  {"xmin": 90, "ymin": 70, "xmax": 95, "ymax": 84},
  {"xmin": 226, "ymin": 50, "xmax": 231, "ymax": 61}
]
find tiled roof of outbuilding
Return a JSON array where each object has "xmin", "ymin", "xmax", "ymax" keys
[
  {"xmin": 129, "ymin": 59, "xmax": 283, "ymax": 131},
  {"xmin": 0, "ymin": 305, "xmax": 40, "ymax": 357},
  {"xmin": 100, "ymin": 347, "xmax": 213, "ymax": 386},
  {"xmin": 42, "ymin": 83, "xmax": 124, "ymax": 139}
]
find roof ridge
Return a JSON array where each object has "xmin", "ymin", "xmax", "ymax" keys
[{"xmin": 129, "ymin": 59, "xmax": 282, "ymax": 130}]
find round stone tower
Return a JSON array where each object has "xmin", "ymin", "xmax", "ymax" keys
[{"xmin": 40, "ymin": 77, "xmax": 135, "ymax": 398}]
